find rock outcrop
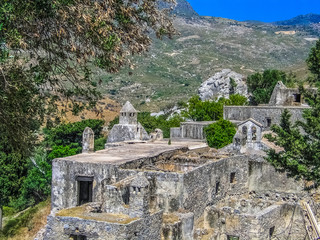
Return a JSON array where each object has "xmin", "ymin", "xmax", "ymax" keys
[{"xmin": 198, "ymin": 69, "xmax": 248, "ymax": 101}]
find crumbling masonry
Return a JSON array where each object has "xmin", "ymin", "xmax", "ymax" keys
[{"xmin": 43, "ymin": 86, "xmax": 319, "ymax": 240}]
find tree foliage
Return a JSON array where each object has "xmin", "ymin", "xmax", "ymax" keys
[
  {"xmin": 204, "ymin": 119, "xmax": 236, "ymax": 149},
  {"xmin": 306, "ymin": 39, "xmax": 320, "ymax": 83},
  {"xmin": 44, "ymin": 119, "xmax": 105, "ymax": 159},
  {"xmin": 247, "ymin": 69, "xmax": 295, "ymax": 105},
  {"xmin": 265, "ymin": 90, "xmax": 320, "ymax": 185},
  {"xmin": 184, "ymin": 94, "xmax": 248, "ymax": 121},
  {"xmin": 108, "ymin": 112, "xmax": 184, "ymax": 138},
  {"xmin": 0, "ymin": 0, "xmax": 176, "ymax": 210}
]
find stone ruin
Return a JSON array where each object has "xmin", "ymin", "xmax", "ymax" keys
[
  {"xmin": 82, "ymin": 127, "xmax": 94, "ymax": 154},
  {"xmin": 107, "ymin": 101, "xmax": 149, "ymax": 144},
  {"xmin": 42, "ymin": 91, "xmax": 320, "ymax": 240}
]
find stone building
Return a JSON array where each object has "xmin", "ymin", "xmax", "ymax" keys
[
  {"xmin": 224, "ymin": 81, "xmax": 316, "ymax": 130},
  {"xmin": 231, "ymin": 118, "xmax": 267, "ymax": 153},
  {"xmin": 42, "ymin": 95, "xmax": 319, "ymax": 240},
  {"xmin": 44, "ymin": 138, "xmax": 314, "ymax": 239},
  {"xmin": 107, "ymin": 101, "xmax": 149, "ymax": 143}
]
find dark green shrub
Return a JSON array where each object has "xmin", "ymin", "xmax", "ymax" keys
[
  {"xmin": 44, "ymin": 119, "xmax": 105, "ymax": 147},
  {"xmin": 94, "ymin": 137, "xmax": 107, "ymax": 151},
  {"xmin": 204, "ymin": 119, "xmax": 236, "ymax": 149},
  {"xmin": 47, "ymin": 144, "xmax": 80, "ymax": 160},
  {"xmin": 247, "ymin": 69, "xmax": 295, "ymax": 105}
]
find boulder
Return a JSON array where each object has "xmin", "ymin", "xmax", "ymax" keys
[{"xmin": 198, "ymin": 69, "xmax": 248, "ymax": 101}]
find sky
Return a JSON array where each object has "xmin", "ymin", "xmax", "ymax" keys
[{"xmin": 187, "ymin": 0, "xmax": 320, "ymax": 22}]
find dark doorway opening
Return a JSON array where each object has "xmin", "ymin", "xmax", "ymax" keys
[
  {"xmin": 77, "ymin": 176, "xmax": 93, "ymax": 206},
  {"xmin": 293, "ymin": 94, "xmax": 301, "ymax": 103},
  {"xmin": 70, "ymin": 235, "xmax": 87, "ymax": 240}
]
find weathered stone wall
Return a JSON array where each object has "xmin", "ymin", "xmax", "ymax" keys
[
  {"xmin": 247, "ymin": 156, "xmax": 305, "ymax": 195},
  {"xmin": 204, "ymin": 203, "xmax": 306, "ymax": 240},
  {"xmin": 180, "ymin": 122, "xmax": 214, "ymax": 139},
  {"xmin": 44, "ymin": 211, "xmax": 163, "ymax": 240},
  {"xmin": 51, "ymin": 159, "xmax": 118, "ymax": 210},
  {"xmin": 224, "ymin": 106, "xmax": 308, "ymax": 129},
  {"xmin": 182, "ymin": 155, "xmax": 249, "ymax": 219},
  {"xmin": 170, "ymin": 127, "xmax": 181, "ymax": 139}
]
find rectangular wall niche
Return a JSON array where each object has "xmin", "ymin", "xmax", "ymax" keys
[
  {"xmin": 230, "ymin": 172, "xmax": 236, "ymax": 183},
  {"xmin": 76, "ymin": 176, "xmax": 93, "ymax": 206},
  {"xmin": 70, "ymin": 235, "xmax": 87, "ymax": 240}
]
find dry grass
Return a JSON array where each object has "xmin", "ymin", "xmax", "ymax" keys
[
  {"xmin": 57, "ymin": 97, "xmax": 120, "ymax": 124},
  {"xmin": 56, "ymin": 205, "xmax": 138, "ymax": 224},
  {"xmin": 162, "ymin": 213, "xmax": 180, "ymax": 224},
  {"xmin": 6, "ymin": 200, "xmax": 51, "ymax": 240}
]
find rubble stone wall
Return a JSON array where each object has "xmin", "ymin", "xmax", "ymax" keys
[
  {"xmin": 224, "ymin": 106, "xmax": 307, "ymax": 129},
  {"xmin": 44, "ymin": 211, "xmax": 163, "ymax": 240},
  {"xmin": 51, "ymin": 159, "xmax": 118, "ymax": 210}
]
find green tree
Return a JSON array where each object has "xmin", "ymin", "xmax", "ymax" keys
[
  {"xmin": 184, "ymin": 95, "xmax": 248, "ymax": 121},
  {"xmin": 306, "ymin": 39, "xmax": 320, "ymax": 83},
  {"xmin": 247, "ymin": 69, "xmax": 295, "ymax": 105},
  {"xmin": 204, "ymin": 119, "xmax": 236, "ymax": 149},
  {"xmin": 265, "ymin": 90, "xmax": 320, "ymax": 185},
  {"xmin": 13, "ymin": 148, "xmax": 52, "ymax": 210}
]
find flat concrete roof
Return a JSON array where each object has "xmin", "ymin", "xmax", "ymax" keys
[{"xmin": 55, "ymin": 141, "xmax": 207, "ymax": 165}]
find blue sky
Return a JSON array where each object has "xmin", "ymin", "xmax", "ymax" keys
[{"xmin": 187, "ymin": 0, "xmax": 320, "ymax": 22}]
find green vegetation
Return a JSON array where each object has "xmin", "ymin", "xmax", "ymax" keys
[
  {"xmin": 306, "ymin": 39, "xmax": 320, "ymax": 83},
  {"xmin": 266, "ymin": 41, "xmax": 320, "ymax": 186},
  {"xmin": 108, "ymin": 113, "xmax": 184, "ymax": 139},
  {"xmin": 183, "ymin": 95, "xmax": 248, "ymax": 121},
  {"xmin": 247, "ymin": 69, "xmax": 295, "ymax": 105},
  {"xmin": 204, "ymin": 119, "xmax": 236, "ymax": 149},
  {"xmin": 107, "ymin": 94, "xmax": 247, "ymax": 139},
  {"xmin": 0, "ymin": 199, "xmax": 49, "ymax": 238},
  {"xmin": 44, "ymin": 119, "xmax": 105, "ymax": 160},
  {"xmin": 265, "ymin": 94, "xmax": 320, "ymax": 185},
  {"xmin": 101, "ymin": 16, "xmax": 317, "ymax": 111},
  {"xmin": 0, "ymin": 0, "xmax": 175, "ymax": 228},
  {"xmin": 0, "ymin": 118, "xmax": 106, "ymax": 235}
]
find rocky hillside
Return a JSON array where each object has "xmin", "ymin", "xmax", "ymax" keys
[
  {"xmin": 273, "ymin": 13, "xmax": 320, "ymax": 26},
  {"xmin": 94, "ymin": 3, "xmax": 319, "ymax": 112}
]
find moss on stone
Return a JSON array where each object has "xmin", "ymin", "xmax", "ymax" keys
[{"xmin": 56, "ymin": 205, "xmax": 138, "ymax": 224}]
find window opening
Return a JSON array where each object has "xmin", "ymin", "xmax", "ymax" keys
[
  {"xmin": 266, "ymin": 118, "xmax": 272, "ymax": 127},
  {"xmin": 230, "ymin": 172, "xmax": 236, "ymax": 183},
  {"xmin": 122, "ymin": 186, "xmax": 130, "ymax": 205},
  {"xmin": 242, "ymin": 126, "xmax": 247, "ymax": 135},
  {"xmin": 215, "ymin": 181, "xmax": 220, "ymax": 194},
  {"xmin": 252, "ymin": 126, "xmax": 257, "ymax": 141}
]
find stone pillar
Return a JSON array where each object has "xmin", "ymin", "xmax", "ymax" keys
[
  {"xmin": 102, "ymin": 185, "xmax": 123, "ymax": 214},
  {"xmin": 129, "ymin": 174, "xmax": 150, "ymax": 218},
  {"xmin": 82, "ymin": 127, "xmax": 94, "ymax": 153}
]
